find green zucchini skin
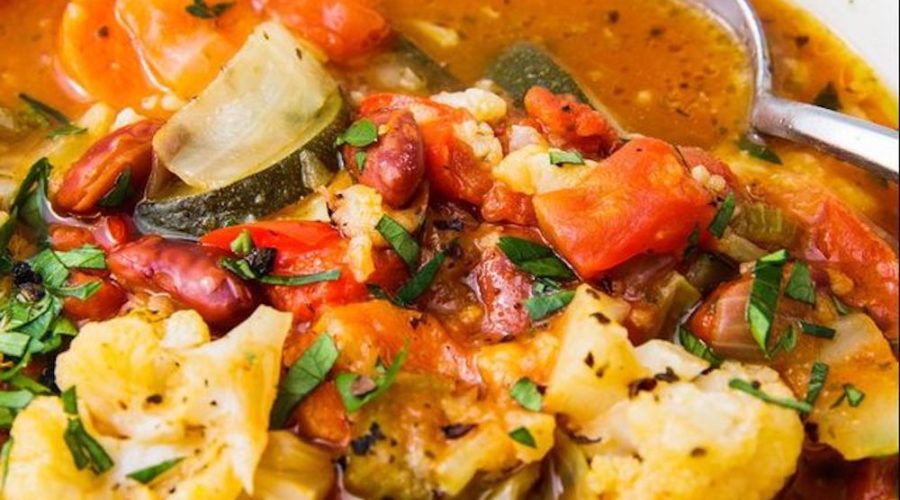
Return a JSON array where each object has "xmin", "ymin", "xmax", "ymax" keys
[
  {"xmin": 392, "ymin": 36, "xmax": 462, "ymax": 92},
  {"xmin": 134, "ymin": 99, "xmax": 349, "ymax": 238},
  {"xmin": 484, "ymin": 42, "xmax": 592, "ymax": 107}
]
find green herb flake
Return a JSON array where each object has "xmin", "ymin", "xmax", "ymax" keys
[
  {"xmin": 62, "ymin": 387, "xmax": 78, "ymax": 415},
  {"xmin": 842, "ymin": 384, "xmax": 865, "ymax": 407},
  {"xmin": 548, "ymin": 149, "xmax": 585, "ymax": 166},
  {"xmin": 47, "ymin": 123, "xmax": 88, "ymax": 138},
  {"xmin": 270, "ymin": 334, "xmax": 339, "ymax": 428},
  {"xmin": 510, "ymin": 378, "xmax": 543, "ymax": 412},
  {"xmin": 708, "ymin": 192, "xmax": 736, "ymax": 239},
  {"xmin": 17, "ymin": 94, "xmax": 70, "ymax": 126},
  {"xmin": 0, "ymin": 390, "xmax": 33, "ymax": 409},
  {"xmin": 771, "ymin": 324, "xmax": 798, "ymax": 356},
  {"xmin": 55, "ymin": 245, "xmax": 107, "ymax": 270},
  {"xmin": 785, "ymin": 262, "xmax": 816, "ymax": 306},
  {"xmin": 126, "ymin": 457, "xmax": 184, "ymax": 484},
  {"xmin": 832, "ymin": 296, "xmax": 853, "ymax": 316},
  {"xmin": 0, "ymin": 332, "xmax": 30, "ymax": 358},
  {"xmin": 355, "ymin": 151, "xmax": 368, "ymax": 172},
  {"xmin": 799, "ymin": 321, "xmax": 836, "ymax": 340},
  {"xmin": 737, "ymin": 136, "xmax": 783, "ymax": 165},
  {"xmin": 394, "ymin": 251, "xmax": 446, "ymax": 307},
  {"xmin": 230, "ymin": 230, "xmax": 255, "ymax": 256},
  {"xmin": 523, "ymin": 290, "xmax": 575, "ymax": 321},
  {"xmin": 813, "ymin": 82, "xmax": 842, "ymax": 111},
  {"xmin": 497, "ymin": 237, "xmax": 574, "ymax": 280},
  {"xmin": 60, "ymin": 387, "xmax": 113, "ymax": 474},
  {"xmin": 336, "ymin": 341, "xmax": 409, "ymax": 413},
  {"xmin": 804, "ymin": 362, "xmax": 829, "ymax": 407},
  {"xmin": 376, "ymin": 215, "xmax": 420, "ymax": 270},
  {"xmin": 678, "ymin": 325, "xmax": 723, "ymax": 367},
  {"xmin": 336, "ymin": 118, "xmax": 379, "ymax": 148},
  {"xmin": 1, "ymin": 437, "xmax": 12, "ymax": 488},
  {"xmin": 8, "ymin": 374, "xmax": 51, "ymax": 395},
  {"xmin": 258, "ymin": 269, "xmax": 341, "ymax": 287},
  {"xmin": 746, "ymin": 250, "xmax": 789, "ymax": 354},
  {"xmin": 97, "ymin": 168, "xmax": 133, "ymax": 208},
  {"xmin": 185, "ymin": 0, "xmax": 234, "ymax": 19},
  {"xmin": 508, "ymin": 427, "xmax": 537, "ymax": 448},
  {"xmin": 728, "ymin": 378, "xmax": 812, "ymax": 413},
  {"xmin": 53, "ymin": 280, "xmax": 103, "ymax": 301}
]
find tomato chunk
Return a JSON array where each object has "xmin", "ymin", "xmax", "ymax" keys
[
  {"xmin": 62, "ymin": 271, "xmax": 127, "ymax": 322},
  {"xmin": 533, "ymin": 137, "xmax": 716, "ymax": 279},
  {"xmin": 523, "ymin": 86, "xmax": 619, "ymax": 158},
  {"xmin": 253, "ymin": 0, "xmax": 390, "ymax": 62}
]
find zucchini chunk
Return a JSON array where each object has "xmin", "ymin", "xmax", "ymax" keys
[
  {"xmin": 391, "ymin": 36, "xmax": 461, "ymax": 92},
  {"xmin": 485, "ymin": 42, "xmax": 594, "ymax": 107},
  {"xmin": 136, "ymin": 22, "xmax": 348, "ymax": 237}
]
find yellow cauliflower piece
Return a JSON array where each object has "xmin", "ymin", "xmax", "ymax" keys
[
  {"xmin": 5, "ymin": 306, "xmax": 292, "ymax": 500},
  {"xmin": 492, "ymin": 145, "xmax": 597, "ymax": 195},
  {"xmin": 240, "ymin": 432, "xmax": 335, "ymax": 500},
  {"xmin": 431, "ymin": 88, "xmax": 508, "ymax": 122}
]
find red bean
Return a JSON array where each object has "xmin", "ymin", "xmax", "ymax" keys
[
  {"xmin": 55, "ymin": 119, "xmax": 162, "ymax": 214},
  {"xmin": 473, "ymin": 248, "xmax": 533, "ymax": 342},
  {"xmin": 344, "ymin": 109, "xmax": 424, "ymax": 208},
  {"xmin": 63, "ymin": 271, "xmax": 127, "ymax": 322},
  {"xmin": 108, "ymin": 236, "xmax": 257, "ymax": 327}
]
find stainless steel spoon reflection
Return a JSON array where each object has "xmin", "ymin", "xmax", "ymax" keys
[{"xmin": 688, "ymin": 0, "xmax": 899, "ymax": 181}]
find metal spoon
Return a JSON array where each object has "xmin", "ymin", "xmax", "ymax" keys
[{"xmin": 687, "ymin": 0, "xmax": 899, "ymax": 181}]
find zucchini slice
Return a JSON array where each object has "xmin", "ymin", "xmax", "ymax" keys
[
  {"xmin": 391, "ymin": 36, "xmax": 461, "ymax": 92},
  {"xmin": 484, "ymin": 42, "xmax": 594, "ymax": 107},
  {"xmin": 135, "ymin": 22, "xmax": 348, "ymax": 237}
]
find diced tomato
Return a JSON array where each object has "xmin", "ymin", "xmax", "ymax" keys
[
  {"xmin": 678, "ymin": 146, "xmax": 739, "ymax": 187},
  {"xmin": 62, "ymin": 271, "xmax": 127, "ymax": 322},
  {"xmin": 533, "ymin": 137, "xmax": 716, "ymax": 279},
  {"xmin": 481, "ymin": 182, "xmax": 537, "ymax": 226},
  {"xmin": 688, "ymin": 276, "xmax": 761, "ymax": 358},
  {"xmin": 523, "ymin": 86, "xmax": 619, "ymax": 158},
  {"xmin": 49, "ymin": 216, "xmax": 134, "ymax": 253},
  {"xmin": 253, "ymin": 0, "xmax": 390, "ymax": 63},
  {"xmin": 202, "ymin": 221, "xmax": 342, "ymax": 254},
  {"xmin": 49, "ymin": 225, "xmax": 95, "ymax": 252},
  {"xmin": 847, "ymin": 456, "xmax": 899, "ymax": 500},
  {"xmin": 292, "ymin": 381, "xmax": 351, "ymax": 448}
]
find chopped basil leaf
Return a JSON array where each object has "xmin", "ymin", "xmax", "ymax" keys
[
  {"xmin": 510, "ymin": 378, "xmax": 542, "ymax": 412},
  {"xmin": 737, "ymin": 136, "xmax": 783, "ymax": 165},
  {"xmin": 843, "ymin": 384, "xmax": 865, "ymax": 407},
  {"xmin": 53, "ymin": 279, "xmax": 103, "ymax": 300},
  {"xmin": 548, "ymin": 149, "xmax": 585, "ymax": 166},
  {"xmin": 230, "ymin": 230, "xmax": 254, "ymax": 256},
  {"xmin": 746, "ymin": 250, "xmax": 789, "ymax": 354},
  {"xmin": 376, "ymin": 215, "xmax": 420, "ymax": 270},
  {"xmin": 813, "ymin": 82, "xmax": 842, "ymax": 111},
  {"xmin": 785, "ymin": 262, "xmax": 816, "ymax": 306},
  {"xmin": 770, "ymin": 324, "xmax": 798, "ymax": 356},
  {"xmin": 799, "ymin": 321, "xmax": 836, "ymax": 340},
  {"xmin": 532, "ymin": 277, "xmax": 561, "ymax": 296},
  {"xmin": 126, "ymin": 457, "xmax": 184, "ymax": 484},
  {"xmin": 497, "ymin": 237, "xmax": 574, "ymax": 280},
  {"xmin": 336, "ymin": 118, "xmax": 378, "ymax": 148},
  {"xmin": 336, "ymin": 341, "xmax": 408, "ymax": 413},
  {"xmin": 220, "ymin": 257, "xmax": 257, "ymax": 280},
  {"xmin": 0, "ymin": 390, "xmax": 33, "ymax": 409},
  {"xmin": 258, "ymin": 269, "xmax": 341, "ymax": 287},
  {"xmin": 0, "ymin": 332, "xmax": 30, "ymax": 358},
  {"xmin": 17, "ymin": 93, "xmax": 70, "ymax": 126},
  {"xmin": 523, "ymin": 290, "xmax": 575, "ymax": 321},
  {"xmin": 684, "ymin": 224, "xmax": 701, "ymax": 259},
  {"xmin": 832, "ymin": 296, "xmax": 853, "ymax": 316},
  {"xmin": 394, "ymin": 251, "xmax": 446, "ymax": 306},
  {"xmin": 805, "ymin": 362, "xmax": 829, "ymax": 406},
  {"xmin": 355, "ymin": 151, "xmax": 368, "ymax": 172},
  {"xmin": 61, "ymin": 386, "xmax": 114, "ymax": 474},
  {"xmin": 8, "ymin": 374, "xmax": 51, "ymax": 394},
  {"xmin": 270, "ymin": 334, "xmax": 339, "ymax": 428},
  {"xmin": 508, "ymin": 427, "xmax": 537, "ymax": 448},
  {"xmin": 62, "ymin": 386, "xmax": 78, "ymax": 414},
  {"xmin": 56, "ymin": 245, "xmax": 107, "ymax": 270},
  {"xmin": 47, "ymin": 123, "xmax": 88, "ymax": 138},
  {"xmin": 708, "ymin": 192, "xmax": 736, "ymax": 239},
  {"xmin": 0, "ymin": 437, "xmax": 12, "ymax": 488},
  {"xmin": 97, "ymin": 168, "xmax": 133, "ymax": 208},
  {"xmin": 678, "ymin": 325, "xmax": 723, "ymax": 367},
  {"xmin": 29, "ymin": 249, "xmax": 69, "ymax": 288},
  {"xmin": 728, "ymin": 378, "xmax": 812, "ymax": 413},
  {"xmin": 185, "ymin": 0, "xmax": 234, "ymax": 19}
]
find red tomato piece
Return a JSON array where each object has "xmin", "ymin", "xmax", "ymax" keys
[
  {"xmin": 293, "ymin": 381, "xmax": 351, "ymax": 448},
  {"xmin": 533, "ymin": 137, "xmax": 716, "ymax": 279},
  {"xmin": 62, "ymin": 271, "xmax": 127, "ymax": 322},
  {"xmin": 481, "ymin": 182, "xmax": 537, "ymax": 226},
  {"xmin": 523, "ymin": 86, "xmax": 619, "ymax": 158},
  {"xmin": 201, "ymin": 221, "xmax": 341, "ymax": 254},
  {"xmin": 254, "ymin": 0, "xmax": 390, "ymax": 63}
]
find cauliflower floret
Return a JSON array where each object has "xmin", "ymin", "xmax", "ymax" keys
[
  {"xmin": 492, "ymin": 144, "xmax": 597, "ymax": 195},
  {"xmin": 5, "ymin": 306, "xmax": 294, "ymax": 500},
  {"xmin": 453, "ymin": 119, "xmax": 503, "ymax": 166},
  {"xmin": 431, "ymin": 88, "xmax": 508, "ymax": 123},
  {"xmin": 507, "ymin": 124, "xmax": 547, "ymax": 152},
  {"xmin": 586, "ymin": 362, "xmax": 804, "ymax": 500}
]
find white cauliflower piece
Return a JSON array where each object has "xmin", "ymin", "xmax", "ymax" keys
[
  {"xmin": 586, "ymin": 362, "xmax": 804, "ymax": 500},
  {"xmin": 5, "ymin": 306, "xmax": 293, "ymax": 500},
  {"xmin": 493, "ymin": 144, "xmax": 597, "ymax": 195},
  {"xmin": 431, "ymin": 88, "xmax": 508, "ymax": 123},
  {"xmin": 507, "ymin": 124, "xmax": 547, "ymax": 152},
  {"xmin": 453, "ymin": 119, "xmax": 503, "ymax": 167}
]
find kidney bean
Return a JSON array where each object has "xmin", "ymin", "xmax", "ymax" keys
[
  {"xmin": 344, "ymin": 109, "xmax": 424, "ymax": 208},
  {"xmin": 49, "ymin": 216, "xmax": 134, "ymax": 253},
  {"xmin": 55, "ymin": 119, "xmax": 163, "ymax": 214},
  {"xmin": 108, "ymin": 236, "xmax": 257, "ymax": 327},
  {"xmin": 473, "ymin": 247, "xmax": 534, "ymax": 342},
  {"xmin": 63, "ymin": 271, "xmax": 127, "ymax": 322}
]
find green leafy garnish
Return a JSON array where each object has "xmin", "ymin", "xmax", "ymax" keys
[
  {"xmin": 508, "ymin": 427, "xmax": 537, "ymax": 448},
  {"xmin": 813, "ymin": 82, "xmax": 842, "ymax": 111},
  {"xmin": 510, "ymin": 378, "xmax": 543, "ymax": 412},
  {"xmin": 832, "ymin": 296, "xmax": 853, "ymax": 316},
  {"xmin": 799, "ymin": 321, "xmax": 836, "ymax": 340},
  {"xmin": 747, "ymin": 250, "xmax": 788, "ymax": 354},
  {"xmin": 185, "ymin": 0, "xmax": 234, "ymax": 19},
  {"xmin": 97, "ymin": 169, "xmax": 133, "ymax": 208},
  {"xmin": 61, "ymin": 387, "xmax": 114, "ymax": 474},
  {"xmin": 548, "ymin": 149, "xmax": 585, "ymax": 166},
  {"xmin": 355, "ymin": 151, "xmax": 368, "ymax": 172},
  {"xmin": 708, "ymin": 192, "xmax": 736, "ymax": 239},
  {"xmin": 394, "ymin": 251, "xmax": 446, "ymax": 306},
  {"xmin": 17, "ymin": 94, "xmax": 86, "ymax": 138},
  {"xmin": 678, "ymin": 325, "xmax": 723, "ymax": 367},
  {"xmin": 785, "ymin": 262, "xmax": 815, "ymax": 306},
  {"xmin": 832, "ymin": 384, "xmax": 866, "ymax": 408},
  {"xmin": 126, "ymin": 457, "xmax": 184, "ymax": 485},
  {"xmin": 805, "ymin": 362, "xmax": 829, "ymax": 406},
  {"xmin": 728, "ymin": 378, "xmax": 812, "ymax": 413},
  {"xmin": 737, "ymin": 136, "xmax": 782, "ymax": 165},
  {"xmin": 229, "ymin": 230, "xmax": 254, "ymax": 256},
  {"xmin": 497, "ymin": 237, "xmax": 574, "ymax": 280},
  {"xmin": 0, "ymin": 333, "xmax": 30, "ymax": 358},
  {"xmin": 1, "ymin": 437, "xmax": 12, "ymax": 488},
  {"xmin": 336, "ymin": 341, "xmax": 408, "ymax": 413},
  {"xmin": 55, "ymin": 245, "xmax": 107, "ymax": 270},
  {"xmin": 376, "ymin": 215, "xmax": 420, "ymax": 270},
  {"xmin": 270, "ymin": 334, "xmax": 339, "ymax": 428},
  {"xmin": 46, "ymin": 123, "xmax": 89, "ymax": 138},
  {"xmin": 523, "ymin": 290, "xmax": 575, "ymax": 321},
  {"xmin": 336, "ymin": 118, "xmax": 379, "ymax": 148},
  {"xmin": 770, "ymin": 324, "xmax": 798, "ymax": 356},
  {"xmin": 0, "ymin": 390, "xmax": 33, "ymax": 410},
  {"xmin": 258, "ymin": 269, "xmax": 341, "ymax": 287}
]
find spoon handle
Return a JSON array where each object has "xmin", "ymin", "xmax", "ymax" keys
[{"xmin": 752, "ymin": 95, "xmax": 899, "ymax": 182}]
